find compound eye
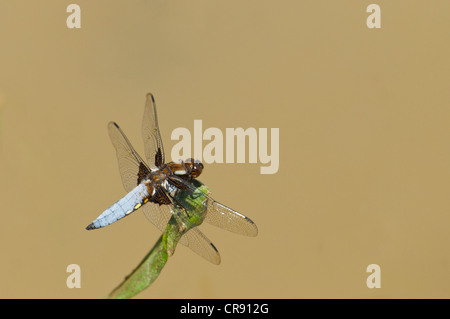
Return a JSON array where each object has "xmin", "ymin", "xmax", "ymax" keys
[{"xmin": 190, "ymin": 161, "xmax": 203, "ymax": 178}]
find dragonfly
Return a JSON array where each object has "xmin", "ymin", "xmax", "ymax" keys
[{"xmin": 86, "ymin": 93, "xmax": 258, "ymax": 265}]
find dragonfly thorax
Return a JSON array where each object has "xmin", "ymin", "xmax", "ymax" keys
[
  {"xmin": 165, "ymin": 158, "xmax": 204, "ymax": 180},
  {"xmin": 141, "ymin": 160, "xmax": 203, "ymax": 202}
]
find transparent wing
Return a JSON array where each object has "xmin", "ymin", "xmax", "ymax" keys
[
  {"xmin": 182, "ymin": 227, "xmax": 221, "ymax": 265},
  {"xmin": 108, "ymin": 121, "xmax": 150, "ymax": 192},
  {"xmin": 169, "ymin": 176, "xmax": 259, "ymax": 237},
  {"xmin": 142, "ymin": 93, "xmax": 165, "ymax": 168},
  {"xmin": 141, "ymin": 203, "xmax": 221, "ymax": 264},
  {"xmin": 204, "ymin": 201, "xmax": 258, "ymax": 237}
]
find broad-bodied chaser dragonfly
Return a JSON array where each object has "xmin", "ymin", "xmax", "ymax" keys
[{"xmin": 86, "ymin": 93, "xmax": 258, "ymax": 264}]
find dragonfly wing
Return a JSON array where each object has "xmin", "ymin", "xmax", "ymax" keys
[
  {"xmin": 168, "ymin": 175, "xmax": 258, "ymax": 237},
  {"xmin": 141, "ymin": 202, "xmax": 221, "ymax": 265},
  {"xmin": 204, "ymin": 200, "xmax": 258, "ymax": 237},
  {"xmin": 142, "ymin": 93, "xmax": 165, "ymax": 168},
  {"xmin": 181, "ymin": 227, "xmax": 221, "ymax": 265},
  {"xmin": 141, "ymin": 198, "xmax": 173, "ymax": 233},
  {"xmin": 108, "ymin": 121, "xmax": 150, "ymax": 192}
]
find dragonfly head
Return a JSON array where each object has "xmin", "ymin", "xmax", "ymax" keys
[{"xmin": 185, "ymin": 158, "xmax": 204, "ymax": 178}]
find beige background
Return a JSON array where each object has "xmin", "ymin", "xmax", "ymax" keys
[{"xmin": 0, "ymin": 1, "xmax": 449, "ymax": 298}]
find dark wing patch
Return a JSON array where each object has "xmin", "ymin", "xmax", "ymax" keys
[
  {"xmin": 151, "ymin": 187, "xmax": 172, "ymax": 206},
  {"xmin": 155, "ymin": 148, "xmax": 163, "ymax": 167},
  {"xmin": 137, "ymin": 162, "xmax": 150, "ymax": 185}
]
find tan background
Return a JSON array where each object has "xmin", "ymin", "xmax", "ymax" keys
[{"xmin": 0, "ymin": 1, "xmax": 449, "ymax": 298}]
